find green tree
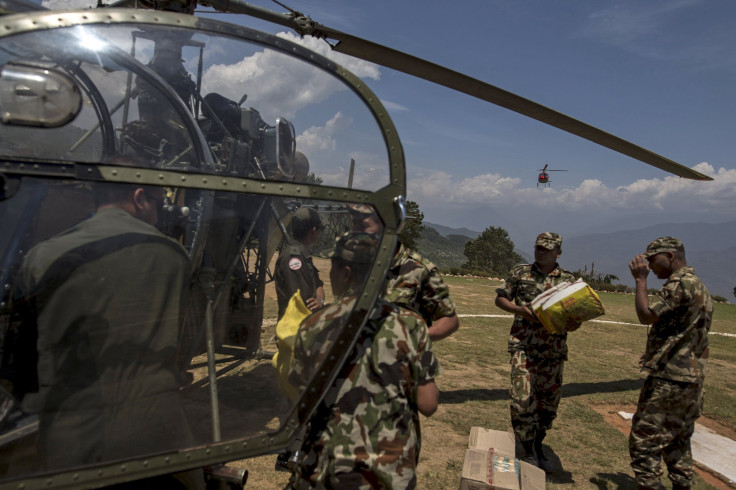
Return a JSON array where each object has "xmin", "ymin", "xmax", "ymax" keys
[
  {"xmin": 572, "ymin": 263, "xmax": 620, "ymax": 284},
  {"xmin": 399, "ymin": 200, "xmax": 425, "ymax": 249},
  {"xmin": 462, "ymin": 226, "xmax": 523, "ymax": 277},
  {"xmin": 733, "ymin": 286, "xmax": 736, "ymax": 300},
  {"xmin": 304, "ymin": 172, "xmax": 323, "ymax": 185}
]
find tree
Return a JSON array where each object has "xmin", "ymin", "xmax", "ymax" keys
[
  {"xmin": 572, "ymin": 263, "xmax": 620, "ymax": 284},
  {"xmin": 399, "ymin": 200, "xmax": 425, "ymax": 249},
  {"xmin": 304, "ymin": 172, "xmax": 323, "ymax": 185},
  {"xmin": 462, "ymin": 226, "xmax": 524, "ymax": 277}
]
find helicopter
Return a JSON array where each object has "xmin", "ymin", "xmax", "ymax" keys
[
  {"xmin": 537, "ymin": 164, "xmax": 568, "ymax": 188},
  {"xmin": 0, "ymin": 0, "xmax": 713, "ymax": 488}
]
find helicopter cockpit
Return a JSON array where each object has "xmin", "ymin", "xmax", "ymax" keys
[{"xmin": 0, "ymin": 9, "xmax": 404, "ymax": 488}]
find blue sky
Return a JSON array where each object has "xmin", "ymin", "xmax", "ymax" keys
[
  {"xmin": 44, "ymin": 0, "xmax": 736, "ymax": 247},
  {"xmin": 231, "ymin": 0, "xmax": 736, "ymax": 247}
]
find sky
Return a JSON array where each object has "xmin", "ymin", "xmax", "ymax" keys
[{"xmin": 41, "ymin": 0, "xmax": 736, "ymax": 248}]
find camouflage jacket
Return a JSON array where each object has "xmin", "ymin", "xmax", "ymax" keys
[
  {"xmin": 383, "ymin": 244, "xmax": 456, "ymax": 325},
  {"xmin": 289, "ymin": 295, "xmax": 440, "ymax": 489},
  {"xmin": 496, "ymin": 262, "xmax": 575, "ymax": 359},
  {"xmin": 644, "ymin": 266, "xmax": 712, "ymax": 384}
]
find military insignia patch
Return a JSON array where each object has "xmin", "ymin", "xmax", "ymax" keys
[{"xmin": 289, "ymin": 257, "xmax": 302, "ymax": 270}]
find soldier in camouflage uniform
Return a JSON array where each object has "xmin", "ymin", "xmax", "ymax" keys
[
  {"xmin": 494, "ymin": 232, "xmax": 574, "ymax": 473},
  {"xmin": 287, "ymin": 232, "xmax": 441, "ymax": 489},
  {"xmin": 348, "ymin": 204, "xmax": 459, "ymax": 342},
  {"xmin": 628, "ymin": 237, "xmax": 712, "ymax": 490}
]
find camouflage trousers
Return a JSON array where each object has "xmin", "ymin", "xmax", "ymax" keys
[
  {"xmin": 629, "ymin": 376, "xmax": 703, "ymax": 490},
  {"xmin": 509, "ymin": 350, "xmax": 564, "ymax": 442}
]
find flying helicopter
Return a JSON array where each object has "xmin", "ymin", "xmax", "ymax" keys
[
  {"xmin": 537, "ymin": 164, "xmax": 568, "ymax": 188},
  {"xmin": 0, "ymin": 0, "xmax": 713, "ymax": 488}
]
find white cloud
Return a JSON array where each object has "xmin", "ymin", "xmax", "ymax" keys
[
  {"xmin": 381, "ymin": 100, "xmax": 409, "ymax": 113},
  {"xmin": 296, "ymin": 111, "xmax": 352, "ymax": 154},
  {"xmin": 295, "ymin": 113, "xmax": 389, "ymax": 190},
  {"xmin": 201, "ymin": 45, "xmax": 345, "ymax": 120},
  {"xmin": 201, "ymin": 31, "xmax": 381, "ymax": 122},
  {"xmin": 274, "ymin": 32, "xmax": 380, "ymax": 81},
  {"xmin": 409, "ymin": 162, "xmax": 735, "ymax": 217}
]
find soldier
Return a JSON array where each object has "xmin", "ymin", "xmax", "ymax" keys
[
  {"xmin": 494, "ymin": 232, "xmax": 574, "ymax": 473},
  {"xmin": 274, "ymin": 207, "xmax": 326, "ymax": 319},
  {"xmin": 628, "ymin": 237, "xmax": 712, "ymax": 490},
  {"xmin": 1, "ymin": 177, "xmax": 201, "ymax": 487},
  {"xmin": 348, "ymin": 204, "xmax": 459, "ymax": 341},
  {"xmin": 287, "ymin": 232, "xmax": 441, "ymax": 488}
]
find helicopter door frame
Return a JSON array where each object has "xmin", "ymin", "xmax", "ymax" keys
[{"xmin": 0, "ymin": 9, "xmax": 405, "ymax": 489}]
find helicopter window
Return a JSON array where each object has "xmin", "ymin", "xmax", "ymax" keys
[
  {"xmin": 0, "ymin": 17, "xmax": 396, "ymax": 484},
  {"xmin": 0, "ymin": 24, "xmax": 392, "ymax": 191},
  {"xmin": 0, "ymin": 173, "xmax": 384, "ymax": 480}
]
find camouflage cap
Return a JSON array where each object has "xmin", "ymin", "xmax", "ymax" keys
[
  {"xmin": 644, "ymin": 236, "xmax": 684, "ymax": 257},
  {"xmin": 329, "ymin": 231, "xmax": 378, "ymax": 264},
  {"xmin": 535, "ymin": 232, "xmax": 562, "ymax": 250},
  {"xmin": 292, "ymin": 206, "xmax": 322, "ymax": 229}
]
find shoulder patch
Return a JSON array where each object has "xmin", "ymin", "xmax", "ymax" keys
[{"xmin": 288, "ymin": 257, "xmax": 303, "ymax": 271}]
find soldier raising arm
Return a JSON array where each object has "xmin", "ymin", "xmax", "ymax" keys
[{"xmin": 627, "ymin": 237, "xmax": 713, "ymax": 490}]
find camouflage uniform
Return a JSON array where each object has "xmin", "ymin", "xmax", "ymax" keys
[
  {"xmin": 384, "ymin": 244, "xmax": 456, "ymax": 326},
  {"xmin": 496, "ymin": 237, "xmax": 574, "ymax": 444},
  {"xmin": 629, "ymin": 238, "xmax": 712, "ymax": 489},
  {"xmin": 288, "ymin": 294, "xmax": 440, "ymax": 489}
]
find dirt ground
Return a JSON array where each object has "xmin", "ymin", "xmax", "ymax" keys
[{"xmin": 591, "ymin": 404, "xmax": 735, "ymax": 490}]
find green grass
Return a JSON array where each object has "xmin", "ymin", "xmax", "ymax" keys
[
  {"xmin": 243, "ymin": 275, "xmax": 736, "ymax": 489},
  {"xmin": 417, "ymin": 275, "xmax": 736, "ymax": 489}
]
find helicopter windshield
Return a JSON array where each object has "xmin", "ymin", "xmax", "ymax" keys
[
  {"xmin": 0, "ymin": 21, "xmax": 392, "ymax": 190},
  {"xmin": 0, "ymin": 12, "xmax": 401, "ymax": 487}
]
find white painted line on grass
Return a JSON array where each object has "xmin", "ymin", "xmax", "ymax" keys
[{"xmin": 456, "ymin": 315, "xmax": 736, "ymax": 338}]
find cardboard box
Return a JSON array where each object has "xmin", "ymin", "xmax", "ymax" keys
[
  {"xmin": 468, "ymin": 427, "xmax": 515, "ymax": 457},
  {"xmin": 461, "ymin": 428, "xmax": 547, "ymax": 490},
  {"xmin": 460, "ymin": 448, "xmax": 520, "ymax": 490}
]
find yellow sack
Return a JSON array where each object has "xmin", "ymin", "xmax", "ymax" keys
[
  {"xmin": 531, "ymin": 279, "xmax": 605, "ymax": 334},
  {"xmin": 272, "ymin": 290, "xmax": 312, "ymax": 401}
]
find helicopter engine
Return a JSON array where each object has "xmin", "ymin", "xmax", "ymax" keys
[{"xmin": 199, "ymin": 92, "xmax": 297, "ymax": 181}]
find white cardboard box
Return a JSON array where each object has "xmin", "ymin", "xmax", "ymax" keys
[
  {"xmin": 468, "ymin": 427, "xmax": 516, "ymax": 457},
  {"xmin": 461, "ymin": 428, "xmax": 546, "ymax": 490}
]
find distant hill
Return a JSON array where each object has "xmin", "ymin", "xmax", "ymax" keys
[
  {"xmin": 416, "ymin": 226, "xmax": 470, "ymax": 269},
  {"xmin": 424, "ymin": 222, "xmax": 481, "ymax": 240},
  {"xmin": 416, "ymin": 223, "xmax": 531, "ymax": 270},
  {"xmin": 563, "ymin": 221, "xmax": 736, "ymax": 300}
]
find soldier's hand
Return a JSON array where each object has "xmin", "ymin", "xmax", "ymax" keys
[
  {"xmin": 629, "ymin": 254, "xmax": 650, "ymax": 280},
  {"xmin": 520, "ymin": 305, "xmax": 537, "ymax": 323},
  {"xmin": 305, "ymin": 297, "xmax": 325, "ymax": 311}
]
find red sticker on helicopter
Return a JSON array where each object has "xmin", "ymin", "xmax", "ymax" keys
[{"xmin": 289, "ymin": 258, "xmax": 303, "ymax": 270}]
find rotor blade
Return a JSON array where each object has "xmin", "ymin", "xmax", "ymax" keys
[
  {"xmin": 309, "ymin": 25, "xmax": 711, "ymax": 181},
  {"xmin": 146, "ymin": 0, "xmax": 711, "ymax": 181}
]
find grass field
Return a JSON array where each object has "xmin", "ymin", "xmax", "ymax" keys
[{"xmin": 241, "ymin": 274, "xmax": 736, "ymax": 489}]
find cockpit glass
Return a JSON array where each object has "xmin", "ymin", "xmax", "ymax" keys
[
  {"xmin": 0, "ymin": 18, "xmax": 393, "ymax": 485},
  {"xmin": 0, "ymin": 23, "xmax": 391, "ymax": 191},
  {"xmin": 0, "ymin": 175, "xmax": 384, "ymax": 481}
]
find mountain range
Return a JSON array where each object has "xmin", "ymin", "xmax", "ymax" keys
[{"xmin": 420, "ymin": 220, "xmax": 736, "ymax": 301}]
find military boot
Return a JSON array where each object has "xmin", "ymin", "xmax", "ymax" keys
[
  {"xmin": 520, "ymin": 440, "xmax": 538, "ymax": 466},
  {"xmin": 534, "ymin": 430, "xmax": 554, "ymax": 473}
]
